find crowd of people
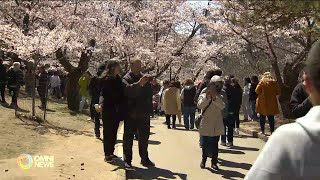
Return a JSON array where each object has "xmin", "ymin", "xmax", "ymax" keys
[{"xmin": 0, "ymin": 40, "xmax": 319, "ymax": 179}]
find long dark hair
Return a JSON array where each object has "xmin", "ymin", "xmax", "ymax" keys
[
  {"xmin": 244, "ymin": 77, "xmax": 251, "ymax": 85},
  {"xmin": 100, "ymin": 60, "xmax": 120, "ymax": 78}
]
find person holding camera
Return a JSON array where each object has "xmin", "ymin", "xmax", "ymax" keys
[
  {"xmin": 198, "ymin": 75, "xmax": 225, "ymax": 170},
  {"xmin": 122, "ymin": 60, "xmax": 156, "ymax": 168}
]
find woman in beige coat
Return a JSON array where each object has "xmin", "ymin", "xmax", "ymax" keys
[
  {"xmin": 198, "ymin": 82, "xmax": 225, "ymax": 170},
  {"xmin": 163, "ymin": 81, "xmax": 181, "ymax": 129}
]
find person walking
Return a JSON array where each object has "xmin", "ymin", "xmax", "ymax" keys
[
  {"xmin": 98, "ymin": 60, "xmax": 126, "ymax": 162},
  {"xmin": 242, "ymin": 77, "xmax": 251, "ymax": 121},
  {"xmin": 249, "ymin": 76, "xmax": 259, "ymax": 121},
  {"xmin": 181, "ymin": 79, "xmax": 197, "ymax": 130},
  {"xmin": 163, "ymin": 81, "xmax": 181, "ymax": 129},
  {"xmin": 256, "ymin": 72, "xmax": 280, "ymax": 135},
  {"xmin": 0, "ymin": 58, "xmax": 7, "ymax": 104},
  {"xmin": 78, "ymin": 71, "xmax": 91, "ymax": 112},
  {"xmin": 122, "ymin": 60, "xmax": 155, "ymax": 168},
  {"xmin": 198, "ymin": 78, "xmax": 225, "ymax": 170},
  {"xmin": 7, "ymin": 62, "xmax": 24, "ymax": 108},
  {"xmin": 245, "ymin": 41, "xmax": 320, "ymax": 180},
  {"xmin": 231, "ymin": 78, "xmax": 243, "ymax": 136},
  {"xmin": 158, "ymin": 80, "xmax": 170, "ymax": 116},
  {"xmin": 89, "ymin": 64, "xmax": 105, "ymax": 138},
  {"xmin": 37, "ymin": 66, "xmax": 49, "ymax": 109}
]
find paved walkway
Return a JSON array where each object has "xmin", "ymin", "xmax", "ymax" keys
[{"xmin": 116, "ymin": 117, "xmax": 265, "ymax": 180}]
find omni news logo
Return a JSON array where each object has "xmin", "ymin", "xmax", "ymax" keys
[{"xmin": 17, "ymin": 154, "xmax": 54, "ymax": 170}]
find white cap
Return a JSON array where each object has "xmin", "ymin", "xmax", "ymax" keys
[{"xmin": 210, "ymin": 75, "xmax": 223, "ymax": 83}]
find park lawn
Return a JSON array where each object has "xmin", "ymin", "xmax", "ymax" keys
[{"xmin": 0, "ymin": 98, "xmax": 123, "ymax": 180}]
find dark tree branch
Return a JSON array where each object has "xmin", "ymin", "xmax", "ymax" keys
[{"xmin": 56, "ymin": 48, "xmax": 75, "ymax": 73}]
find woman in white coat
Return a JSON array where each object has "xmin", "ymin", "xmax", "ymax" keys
[{"xmin": 198, "ymin": 81, "xmax": 225, "ymax": 170}]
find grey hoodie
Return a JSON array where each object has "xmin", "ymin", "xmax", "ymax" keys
[{"xmin": 245, "ymin": 106, "xmax": 320, "ymax": 180}]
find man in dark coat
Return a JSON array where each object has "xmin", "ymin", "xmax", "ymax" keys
[
  {"xmin": 0, "ymin": 58, "xmax": 7, "ymax": 103},
  {"xmin": 7, "ymin": 62, "xmax": 24, "ymax": 107},
  {"xmin": 122, "ymin": 60, "xmax": 155, "ymax": 168},
  {"xmin": 37, "ymin": 66, "xmax": 49, "ymax": 109},
  {"xmin": 290, "ymin": 82, "xmax": 312, "ymax": 118},
  {"xmin": 249, "ymin": 76, "xmax": 259, "ymax": 120}
]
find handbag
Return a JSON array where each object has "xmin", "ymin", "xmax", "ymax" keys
[{"xmin": 195, "ymin": 99, "xmax": 212, "ymax": 129}]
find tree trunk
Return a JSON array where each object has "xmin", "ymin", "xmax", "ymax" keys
[{"xmin": 66, "ymin": 68, "xmax": 82, "ymax": 111}]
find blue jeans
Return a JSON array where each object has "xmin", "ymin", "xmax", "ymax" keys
[
  {"xmin": 183, "ymin": 106, "xmax": 196, "ymax": 129},
  {"xmin": 250, "ymin": 99, "xmax": 258, "ymax": 120}
]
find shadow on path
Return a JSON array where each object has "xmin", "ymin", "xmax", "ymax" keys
[
  {"xmin": 127, "ymin": 166, "xmax": 187, "ymax": 180},
  {"xmin": 205, "ymin": 167, "xmax": 245, "ymax": 180},
  {"xmin": 218, "ymin": 158, "xmax": 252, "ymax": 170},
  {"xmin": 219, "ymin": 149, "xmax": 245, "ymax": 155},
  {"xmin": 229, "ymin": 145, "xmax": 259, "ymax": 151}
]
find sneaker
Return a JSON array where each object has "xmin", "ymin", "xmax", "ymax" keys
[
  {"xmin": 124, "ymin": 161, "xmax": 132, "ymax": 168},
  {"xmin": 220, "ymin": 142, "xmax": 227, "ymax": 146},
  {"xmin": 141, "ymin": 159, "xmax": 155, "ymax": 167},
  {"xmin": 211, "ymin": 162, "xmax": 219, "ymax": 170},
  {"xmin": 227, "ymin": 142, "xmax": 234, "ymax": 147},
  {"xmin": 104, "ymin": 155, "xmax": 113, "ymax": 163},
  {"xmin": 259, "ymin": 131, "xmax": 265, "ymax": 135},
  {"xmin": 234, "ymin": 128, "xmax": 239, "ymax": 136}
]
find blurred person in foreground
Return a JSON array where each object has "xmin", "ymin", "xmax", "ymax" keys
[{"xmin": 245, "ymin": 41, "xmax": 320, "ymax": 180}]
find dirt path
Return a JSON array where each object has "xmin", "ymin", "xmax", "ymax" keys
[{"xmin": 0, "ymin": 101, "xmax": 125, "ymax": 180}]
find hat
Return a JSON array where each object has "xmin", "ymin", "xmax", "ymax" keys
[{"xmin": 210, "ymin": 75, "xmax": 223, "ymax": 83}]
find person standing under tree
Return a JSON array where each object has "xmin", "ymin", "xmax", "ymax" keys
[
  {"xmin": 242, "ymin": 77, "xmax": 252, "ymax": 121},
  {"xmin": 7, "ymin": 62, "xmax": 24, "ymax": 108},
  {"xmin": 256, "ymin": 72, "xmax": 280, "ymax": 135},
  {"xmin": 163, "ymin": 81, "xmax": 181, "ymax": 129},
  {"xmin": 37, "ymin": 66, "xmax": 49, "ymax": 110},
  {"xmin": 231, "ymin": 78, "xmax": 243, "ymax": 136},
  {"xmin": 78, "ymin": 71, "xmax": 91, "ymax": 112},
  {"xmin": 0, "ymin": 58, "xmax": 7, "ymax": 104},
  {"xmin": 249, "ymin": 76, "xmax": 259, "ymax": 121},
  {"xmin": 198, "ymin": 76, "xmax": 225, "ymax": 170},
  {"xmin": 98, "ymin": 60, "xmax": 126, "ymax": 162},
  {"xmin": 181, "ymin": 79, "xmax": 197, "ymax": 130},
  {"xmin": 122, "ymin": 60, "xmax": 155, "ymax": 168}
]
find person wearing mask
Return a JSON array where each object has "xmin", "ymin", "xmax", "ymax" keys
[
  {"xmin": 78, "ymin": 71, "xmax": 91, "ymax": 112},
  {"xmin": 7, "ymin": 62, "xmax": 24, "ymax": 108},
  {"xmin": 245, "ymin": 40, "xmax": 320, "ymax": 180},
  {"xmin": 97, "ymin": 60, "xmax": 126, "ymax": 162},
  {"xmin": 163, "ymin": 81, "xmax": 181, "ymax": 129},
  {"xmin": 37, "ymin": 66, "xmax": 49, "ymax": 109},
  {"xmin": 195, "ymin": 69, "xmax": 223, "ymax": 102},
  {"xmin": 181, "ymin": 79, "xmax": 197, "ymax": 130},
  {"xmin": 256, "ymin": 72, "xmax": 280, "ymax": 135},
  {"xmin": 198, "ymin": 76, "xmax": 225, "ymax": 170},
  {"xmin": 231, "ymin": 78, "xmax": 243, "ymax": 136},
  {"xmin": 122, "ymin": 60, "xmax": 155, "ymax": 168},
  {"xmin": 249, "ymin": 76, "xmax": 259, "ymax": 121},
  {"xmin": 89, "ymin": 63, "xmax": 105, "ymax": 138},
  {"xmin": 0, "ymin": 58, "xmax": 7, "ymax": 104},
  {"xmin": 242, "ymin": 77, "xmax": 252, "ymax": 121},
  {"xmin": 290, "ymin": 70, "xmax": 312, "ymax": 118},
  {"xmin": 50, "ymin": 71, "xmax": 61, "ymax": 99}
]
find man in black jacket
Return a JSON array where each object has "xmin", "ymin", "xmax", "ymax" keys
[
  {"xmin": 7, "ymin": 62, "xmax": 24, "ymax": 107},
  {"xmin": 122, "ymin": 60, "xmax": 155, "ymax": 168},
  {"xmin": 0, "ymin": 58, "xmax": 7, "ymax": 103},
  {"xmin": 37, "ymin": 66, "xmax": 49, "ymax": 109},
  {"xmin": 290, "ymin": 81, "xmax": 312, "ymax": 118}
]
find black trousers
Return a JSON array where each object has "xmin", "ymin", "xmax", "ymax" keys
[
  {"xmin": 90, "ymin": 96, "xmax": 100, "ymax": 136},
  {"xmin": 102, "ymin": 117, "xmax": 120, "ymax": 156},
  {"xmin": 165, "ymin": 115, "xmax": 176, "ymax": 128},
  {"xmin": 221, "ymin": 123, "xmax": 234, "ymax": 143},
  {"xmin": 0, "ymin": 84, "xmax": 5, "ymax": 102},
  {"xmin": 123, "ymin": 116, "xmax": 150, "ymax": 162},
  {"xmin": 9, "ymin": 87, "xmax": 18, "ymax": 105},
  {"xmin": 202, "ymin": 136, "xmax": 219, "ymax": 163},
  {"xmin": 260, "ymin": 115, "xmax": 275, "ymax": 133},
  {"xmin": 234, "ymin": 111, "xmax": 240, "ymax": 128}
]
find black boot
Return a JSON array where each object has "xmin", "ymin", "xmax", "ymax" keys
[
  {"xmin": 200, "ymin": 157, "xmax": 206, "ymax": 169},
  {"xmin": 211, "ymin": 159, "xmax": 219, "ymax": 170}
]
